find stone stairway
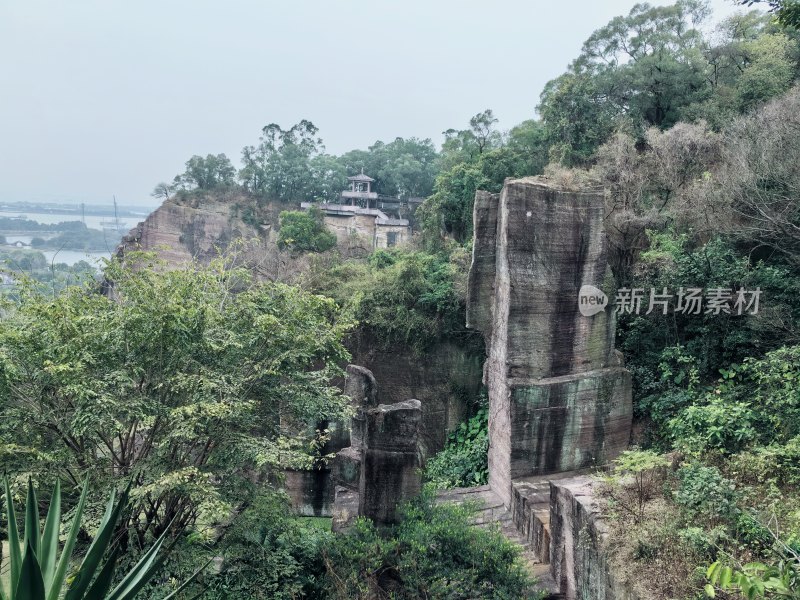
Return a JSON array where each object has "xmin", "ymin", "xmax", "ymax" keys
[{"xmin": 436, "ymin": 485, "xmax": 560, "ymax": 598}]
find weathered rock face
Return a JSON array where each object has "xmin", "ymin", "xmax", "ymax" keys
[
  {"xmin": 116, "ymin": 193, "xmax": 337, "ymax": 282},
  {"xmin": 332, "ymin": 366, "xmax": 422, "ymax": 530},
  {"xmin": 549, "ymin": 477, "xmax": 638, "ymax": 600},
  {"xmin": 348, "ymin": 334, "xmax": 483, "ymax": 458},
  {"xmin": 468, "ymin": 178, "xmax": 633, "ymax": 506}
]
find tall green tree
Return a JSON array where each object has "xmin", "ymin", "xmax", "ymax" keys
[
  {"xmin": 539, "ymin": 1, "xmax": 712, "ymax": 165},
  {"xmin": 0, "ymin": 255, "xmax": 353, "ymax": 546},
  {"xmin": 174, "ymin": 154, "xmax": 236, "ymax": 191}
]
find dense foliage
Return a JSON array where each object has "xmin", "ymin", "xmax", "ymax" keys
[
  {"xmin": 425, "ymin": 406, "xmax": 489, "ymax": 489},
  {"xmin": 305, "ymin": 247, "xmax": 477, "ymax": 353},
  {"xmin": 277, "ymin": 208, "xmax": 337, "ymax": 253},
  {"xmin": 0, "ymin": 254, "xmax": 353, "ymax": 553},
  {"xmin": 321, "ymin": 492, "xmax": 538, "ymax": 600}
]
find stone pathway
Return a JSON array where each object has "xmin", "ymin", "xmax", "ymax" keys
[{"xmin": 436, "ymin": 485, "xmax": 560, "ymax": 598}]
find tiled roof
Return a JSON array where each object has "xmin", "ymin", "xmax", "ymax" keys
[{"xmin": 347, "ymin": 173, "xmax": 375, "ymax": 182}]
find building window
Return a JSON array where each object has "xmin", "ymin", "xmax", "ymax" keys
[{"xmin": 387, "ymin": 231, "xmax": 397, "ymax": 247}]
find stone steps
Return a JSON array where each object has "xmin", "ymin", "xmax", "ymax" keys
[{"xmin": 436, "ymin": 485, "xmax": 560, "ymax": 598}]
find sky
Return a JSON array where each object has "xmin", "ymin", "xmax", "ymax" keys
[{"xmin": 0, "ymin": 0, "xmax": 745, "ymax": 208}]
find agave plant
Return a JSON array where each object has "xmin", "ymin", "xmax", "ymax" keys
[{"xmin": 1, "ymin": 478, "xmax": 202, "ymax": 600}]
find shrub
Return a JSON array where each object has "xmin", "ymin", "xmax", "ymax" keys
[
  {"xmin": 200, "ymin": 493, "xmax": 331, "ymax": 599},
  {"xmin": 309, "ymin": 249, "xmax": 477, "ymax": 353},
  {"xmin": 322, "ymin": 490, "xmax": 537, "ymax": 599},
  {"xmin": 425, "ymin": 406, "xmax": 488, "ymax": 488},
  {"xmin": 598, "ymin": 449, "xmax": 670, "ymax": 523},
  {"xmin": 675, "ymin": 464, "xmax": 739, "ymax": 525},
  {"xmin": 728, "ymin": 436, "xmax": 800, "ymax": 488},
  {"xmin": 278, "ymin": 207, "xmax": 336, "ymax": 253}
]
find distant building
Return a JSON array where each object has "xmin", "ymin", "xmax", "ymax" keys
[
  {"xmin": 341, "ymin": 172, "xmax": 378, "ymax": 208},
  {"xmin": 301, "ymin": 171, "xmax": 411, "ymax": 249}
]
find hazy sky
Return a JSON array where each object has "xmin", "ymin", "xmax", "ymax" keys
[{"xmin": 1, "ymin": 0, "xmax": 744, "ymax": 208}]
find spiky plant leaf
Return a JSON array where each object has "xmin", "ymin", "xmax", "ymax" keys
[
  {"xmin": 3, "ymin": 478, "xmax": 22, "ymax": 599},
  {"xmin": 39, "ymin": 480, "xmax": 61, "ymax": 590},
  {"xmin": 83, "ymin": 549, "xmax": 119, "ymax": 600},
  {"xmin": 47, "ymin": 480, "xmax": 89, "ymax": 600},
  {"xmin": 23, "ymin": 479, "xmax": 40, "ymax": 560},
  {"xmin": 16, "ymin": 541, "xmax": 46, "ymax": 600},
  {"xmin": 105, "ymin": 527, "xmax": 171, "ymax": 600},
  {"xmin": 63, "ymin": 485, "xmax": 128, "ymax": 600}
]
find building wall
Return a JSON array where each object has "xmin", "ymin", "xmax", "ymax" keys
[
  {"xmin": 375, "ymin": 224, "xmax": 409, "ymax": 248},
  {"xmin": 323, "ymin": 214, "xmax": 377, "ymax": 245},
  {"xmin": 323, "ymin": 214, "xmax": 410, "ymax": 249}
]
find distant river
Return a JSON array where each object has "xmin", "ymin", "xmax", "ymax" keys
[
  {"xmin": 0, "ymin": 210, "xmax": 137, "ymax": 232},
  {"xmin": 0, "ymin": 209, "xmax": 148, "ymax": 267}
]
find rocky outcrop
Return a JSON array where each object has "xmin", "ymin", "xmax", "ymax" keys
[
  {"xmin": 347, "ymin": 335, "xmax": 483, "ymax": 457},
  {"xmin": 332, "ymin": 366, "xmax": 423, "ymax": 530},
  {"xmin": 549, "ymin": 477, "xmax": 638, "ymax": 600},
  {"xmin": 117, "ymin": 192, "xmax": 288, "ymax": 276},
  {"xmin": 468, "ymin": 178, "xmax": 633, "ymax": 506}
]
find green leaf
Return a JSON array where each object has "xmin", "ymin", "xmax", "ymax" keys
[
  {"xmin": 105, "ymin": 528, "xmax": 169, "ymax": 600},
  {"xmin": 39, "ymin": 479, "xmax": 61, "ymax": 589},
  {"xmin": 720, "ymin": 566, "xmax": 733, "ymax": 588},
  {"xmin": 23, "ymin": 478, "xmax": 40, "ymax": 560},
  {"xmin": 84, "ymin": 548, "xmax": 119, "ymax": 600},
  {"xmin": 704, "ymin": 583, "xmax": 716, "ymax": 597},
  {"xmin": 17, "ymin": 541, "xmax": 46, "ymax": 600},
  {"xmin": 48, "ymin": 480, "xmax": 89, "ymax": 600},
  {"xmin": 64, "ymin": 484, "xmax": 129, "ymax": 600},
  {"xmin": 4, "ymin": 478, "xmax": 22, "ymax": 599}
]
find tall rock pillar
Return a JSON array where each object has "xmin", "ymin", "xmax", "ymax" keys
[
  {"xmin": 332, "ymin": 365, "xmax": 422, "ymax": 530},
  {"xmin": 467, "ymin": 178, "xmax": 632, "ymax": 507}
]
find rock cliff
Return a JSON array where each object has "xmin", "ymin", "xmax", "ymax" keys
[{"xmin": 467, "ymin": 177, "xmax": 633, "ymax": 506}]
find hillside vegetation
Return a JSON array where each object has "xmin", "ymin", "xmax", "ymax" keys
[{"xmin": 2, "ymin": 1, "xmax": 800, "ymax": 598}]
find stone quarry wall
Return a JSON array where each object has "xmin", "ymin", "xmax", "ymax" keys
[
  {"xmin": 549, "ymin": 477, "xmax": 639, "ymax": 600},
  {"xmin": 332, "ymin": 365, "xmax": 423, "ymax": 530},
  {"xmin": 468, "ymin": 178, "xmax": 633, "ymax": 506},
  {"xmin": 347, "ymin": 333, "xmax": 483, "ymax": 458}
]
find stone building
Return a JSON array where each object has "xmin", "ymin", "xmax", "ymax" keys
[{"xmin": 300, "ymin": 171, "xmax": 411, "ymax": 249}]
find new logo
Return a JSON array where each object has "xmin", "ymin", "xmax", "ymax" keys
[{"xmin": 578, "ymin": 285, "xmax": 608, "ymax": 317}]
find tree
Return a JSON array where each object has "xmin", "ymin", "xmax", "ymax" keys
[
  {"xmin": 174, "ymin": 154, "xmax": 236, "ymax": 191},
  {"xmin": 338, "ymin": 137, "xmax": 438, "ymax": 199},
  {"xmin": 469, "ymin": 109, "xmax": 500, "ymax": 155},
  {"xmin": 539, "ymin": 1, "xmax": 713, "ymax": 165},
  {"xmin": 739, "ymin": 0, "xmax": 800, "ymax": 29},
  {"xmin": 717, "ymin": 86, "xmax": 800, "ymax": 266},
  {"xmin": 0, "ymin": 254, "xmax": 353, "ymax": 546},
  {"xmin": 417, "ymin": 163, "xmax": 489, "ymax": 244},
  {"xmin": 239, "ymin": 120, "xmax": 328, "ymax": 202},
  {"xmin": 277, "ymin": 208, "xmax": 337, "ymax": 253},
  {"xmin": 151, "ymin": 182, "xmax": 174, "ymax": 203},
  {"xmin": 440, "ymin": 110, "xmax": 502, "ymax": 170}
]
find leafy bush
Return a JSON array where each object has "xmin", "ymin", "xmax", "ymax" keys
[
  {"xmin": 322, "ymin": 491, "xmax": 537, "ymax": 599},
  {"xmin": 728, "ymin": 437, "xmax": 800, "ymax": 488},
  {"xmin": 425, "ymin": 406, "xmax": 488, "ymax": 488},
  {"xmin": 278, "ymin": 207, "xmax": 336, "ymax": 253},
  {"xmin": 668, "ymin": 346, "xmax": 800, "ymax": 455},
  {"xmin": 308, "ymin": 248, "xmax": 478, "ymax": 353},
  {"xmin": 200, "ymin": 493, "xmax": 331, "ymax": 599},
  {"xmin": 675, "ymin": 464, "xmax": 740, "ymax": 525}
]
